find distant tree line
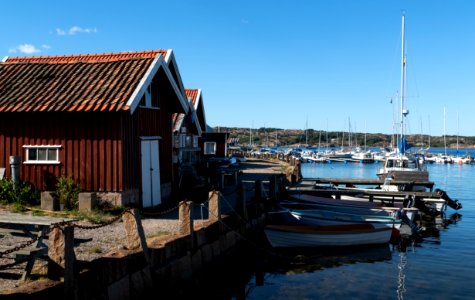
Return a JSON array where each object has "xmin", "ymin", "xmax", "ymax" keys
[{"xmin": 215, "ymin": 126, "xmax": 475, "ymax": 149}]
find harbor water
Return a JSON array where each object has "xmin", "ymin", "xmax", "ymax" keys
[{"xmin": 232, "ymin": 148, "xmax": 475, "ymax": 300}]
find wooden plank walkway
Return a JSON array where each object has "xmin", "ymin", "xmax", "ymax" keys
[
  {"xmin": 303, "ymin": 177, "xmax": 435, "ymax": 190},
  {"xmin": 288, "ymin": 179, "xmax": 446, "ymax": 206},
  {"xmin": 289, "ymin": 187, "xmax": 444, "ymax": 200}
]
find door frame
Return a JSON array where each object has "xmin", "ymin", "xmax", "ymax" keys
[{"xmin": 140, "ymin": 137, "xmax": 161, "ymax": 208}]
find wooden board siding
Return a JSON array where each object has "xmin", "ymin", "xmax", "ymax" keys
[
  {"xmin": 0, "ymin": 112, "xmax": 126, "ymax": 192},
  {"xmin": 128, "ymin": 107, "xmax": 174, "ymax": 183},
  {"xmin": 159, "ymin": 107, "xmax": 174, "ymax": 183},
  {"xmin": 201, "ymin": 133, "xmax": 229, "ymax": 158},
  {"xmin": 0, "ymin": 108, "xmax": 174, "ymax": 196}
]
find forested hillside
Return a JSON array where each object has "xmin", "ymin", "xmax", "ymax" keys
[{"xmin": 215, "ymin": 126, "xmax": 475, "ymax": 149}]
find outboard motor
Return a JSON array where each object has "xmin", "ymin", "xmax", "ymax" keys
[
  {"xmin": 435, "ymin": 189, "xmax": 462, "ymax": 210},
  {"xmin": 395, "ymin": 208, "xmax": 421, "ymax": 235},
  {"xmin": 403, "ymin": 195, "xmax": 414, "ymax": 208},
  {"xmin": 413, "ymin": 196, "xmax": 440, "ymax": 217}
]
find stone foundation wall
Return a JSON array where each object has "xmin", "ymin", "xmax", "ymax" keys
[
  {"xmin": 96, "ymin": 189, "xmax": 140, "ymax": 207},
  {"xmin": 7, "ymin": 206, "xmax": 267, "ymax": 300}
]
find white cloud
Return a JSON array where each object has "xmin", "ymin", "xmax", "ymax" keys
[
  {"xmin": 41, "ymin": 44, "xmax": 51, "ymax": 50},
  {"xmin": 8, "ymin": 44, "xmax": 42, "ymax": 54},
  {"xmin": 56, "ymin": 26, "xmax": 98, "ymax": 36},
  {"xmin": 56, "ymin": 28, "xmax": 66, "ymax": 35}
]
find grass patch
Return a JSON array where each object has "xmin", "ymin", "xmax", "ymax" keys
[
  {"xmin": 31, "ymin": 209, "xmax": 46, "ymax": 217},
  {"xmin": 147, "ymin": 231, "xmax": 171, "ymax": 239},
  {"xmin": 0, "ymin": 203, "xmax": 125, "ymax": 225},
  {"xmin": 86, "ymin": 246, "xmax": 103, "ymax": 254}
]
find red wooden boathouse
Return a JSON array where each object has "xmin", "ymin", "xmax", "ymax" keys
[{"xmin": 0, "ymin": 50, "xmax": 189, "ymax": 208}]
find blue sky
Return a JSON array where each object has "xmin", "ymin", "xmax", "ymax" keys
[{"xmin": 2, "ymin": 0, "xmax": 474, "ymax": 136}]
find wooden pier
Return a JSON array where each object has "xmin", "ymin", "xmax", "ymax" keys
[
  {"xmin": 303, "ymin": 177, "xmax": 435, "ymax": 191},
  {"xmin": 289, "ymin": 178, "xmax": 444, "ymax": 208}
]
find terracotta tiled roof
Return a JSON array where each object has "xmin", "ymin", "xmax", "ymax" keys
[
  {"xmin": 3, "ymin": 50, "xmax": 169, "ymax": 64},
  {"xmin": 185, "ymin": 89, "xmax": 199, "ymax": 106},
  {"xmin": 0, "ymin": 50, "xmax": 167, "ymax": 112}
]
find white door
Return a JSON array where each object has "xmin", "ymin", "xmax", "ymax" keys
[{"xmin": 141, "ymin": 139, "xmax": 161, "ymax": 207}]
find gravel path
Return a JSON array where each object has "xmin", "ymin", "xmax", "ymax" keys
[
  {"xmin": 0, "ymin": 213, "xmax": 184, "ymax": 293},
  {"xmin": 0, "ymin": 157, "xmax": 287, "ymax": 293}
]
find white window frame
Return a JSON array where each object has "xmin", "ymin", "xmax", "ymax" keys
[
  {"xmin": 139, "ymin": 84, "xmax": 160, "ymax": 110},
  {"xmin": 145, "ymin": 84, "xmax": 152, "ymax": 107},
  {"xmin": 193, "ymin": 136, "xmax": 199, "ymax": 148},
  {"xmin": 204, "ymin": 141, "xmax": 216, "ymax": 155},
  {"xmin": 23, "ymin": 145, "xmax": 61, "ymax": 164}
]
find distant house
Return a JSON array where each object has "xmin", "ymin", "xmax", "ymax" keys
[
  {"xmin": 0, "ymin": 50, "xmax": 189, "ymax": 208},
  {"xmin": 171, "ymin": 89, "xmax": 209, "ymax": 198},
  {"xmin": 172, "ymin": 89, "xmax": 207, "ymax": 168},
  {"xmin": 202, "ymin": 132, "xmax": 229, "ymax": 159}
]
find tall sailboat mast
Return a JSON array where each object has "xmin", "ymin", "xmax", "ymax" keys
[{"xmin": 399, "ymin": 13, "xmax": 409, "ymax": 154}]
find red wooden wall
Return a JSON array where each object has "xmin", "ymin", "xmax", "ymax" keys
[{"xmin": 0, "ymin": 109, "xmax": 173, "ymax": 192}]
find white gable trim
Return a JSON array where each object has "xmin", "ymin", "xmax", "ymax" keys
[
  {"xmin": 126, "ymin": 55, "xmax": 162, "ymax": 113},
  {"xmin": 162, "ymin": 61, "xmax": 189, "ymax": 114},
  {"xmin": 193, "ymin": 89, "xmax": 202, "ymax": 110},
  {"xmin": 195, "ymin": 89, "xmax": 207, "ymax": 132},
  {"xmin": 164, "ymin": 50, "xmax": 187, "ymax": 98},
  {"xmin": 126, "ymin": 54, "xmax": 188, "ymax": 114},
  {"xmin": 190, "ymin": 105, "xmax": 202, "ymax": 136},
  {"xmin": 164, "ymin": 49, "xmax": 172, "ymax": 63}
]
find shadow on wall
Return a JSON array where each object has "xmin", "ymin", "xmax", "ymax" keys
[{"xmin": 43, "ymin": 171, "xmax": 58, "ymax": 191}]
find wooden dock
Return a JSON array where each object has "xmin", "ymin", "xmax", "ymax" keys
[
  {"xmin": 289, "ymin": 178, "xmax": 444, "ymax": 207},
  {"xmin": 302, "ymin": 177, "xmax": 435, "ymax": 190}
]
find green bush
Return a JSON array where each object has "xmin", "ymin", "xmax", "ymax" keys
[
  {"xmin": 0, "ymin": 177, "xmax": 40, "ymax": 206},
  {"xmin": 0, "ymin": 178, "xmax": 15, "ymax": 203},
  {"xmin": 16, "ymin": 182, "xmax": 40, "ymax": 206},
  {"xmin": 56, "ymin": 176, "xmax": 81, "ymax": 210}
]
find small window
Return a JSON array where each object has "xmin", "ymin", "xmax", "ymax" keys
[
  {"xmin": 23, "ymin": 145, "xmax": 61, "ymax": 164},
  {"xmin": 145, "ymin": 85, "xmax": 152, "ymax": 106},
  {"xmin": 193, "ymin": 136, "xmax": 199, "ymax": 148},
  {"xmin": 185, "ymin": 135, "xmax": 192, "ymax": 147},
  {"xmin": 204, "ymin": 142, "xmax": 216, "ymax": 155}
]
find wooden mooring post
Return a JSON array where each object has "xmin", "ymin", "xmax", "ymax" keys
[
  {"xmin": 48, "ymin": 225, "xmax": 76, "ymax": 298},
  {"xmin": 208, "ymin": 190, "xmax": 221, "ymax": 223},
  {"xmin": 122, "ymin": 209, "xmax": 150, "ymax": 263},
  {"xmin": 179, "ymin": 200, "xmax": 195, "ymax": 249},
  {"xmin": 236, "ymin": 182, "xmax": 248, "ymax": 221}
]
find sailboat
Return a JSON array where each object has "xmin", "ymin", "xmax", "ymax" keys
[
  {"xmin": 434, "ymin": 107, "xmax": 453, "ymax": 164},
  {"xmin": 377, "ymin": 14, "xmax": 429, "ymax": 192},
  {"xmin": 450, "ymin": 112, "xmax": 473, "ymax": 164}
]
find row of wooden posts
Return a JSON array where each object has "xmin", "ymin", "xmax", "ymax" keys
[
  {"xmin": 13, "ymin": 167, "xmax": 295, "ymax": 299},
  {"xmin": 41, "ymin": 176, "xmax": 284, "ymax": 295},
  {"xmin": 46, "ymin": 190, "xmax": 222, "ymax": 288}
]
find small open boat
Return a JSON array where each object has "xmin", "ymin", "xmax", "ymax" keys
[
  {"xmin": 264, "ymin": 221, "xmax": 392, "ymax": 248},
  {"xmin": 287, "ymin": 193, "xmax": 419, "ymax": 221},
  {"xmin": 279, "ymin": 199, "xmax": 392, "ymax": 216},
  {"xmin": 288, "ymin": 208, "xmax": 401, "ymax": 227}
]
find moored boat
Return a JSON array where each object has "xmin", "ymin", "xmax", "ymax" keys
[
  {"xmin": 377, "ymin": 14, "xmax": 430, "ymax": 193},
  {"xmin": 264, "ymin": 221, "xmax": 393, "ymax": 248},
  {"xmin": 288, "ymin": 208, "xmax": 401, "ymax": 227},
  {"xmin": 285, "ymin": 191, "xmax": 423, "ymax": 234}
]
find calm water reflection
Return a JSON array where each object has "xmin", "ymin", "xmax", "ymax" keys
[
  {"xmin": 238, "ymin": 152, "xmax": 474, "ymax": 300},
  {"xmin": 175, "ymin": 150, "xmax": 475, "ymax": 300}
]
